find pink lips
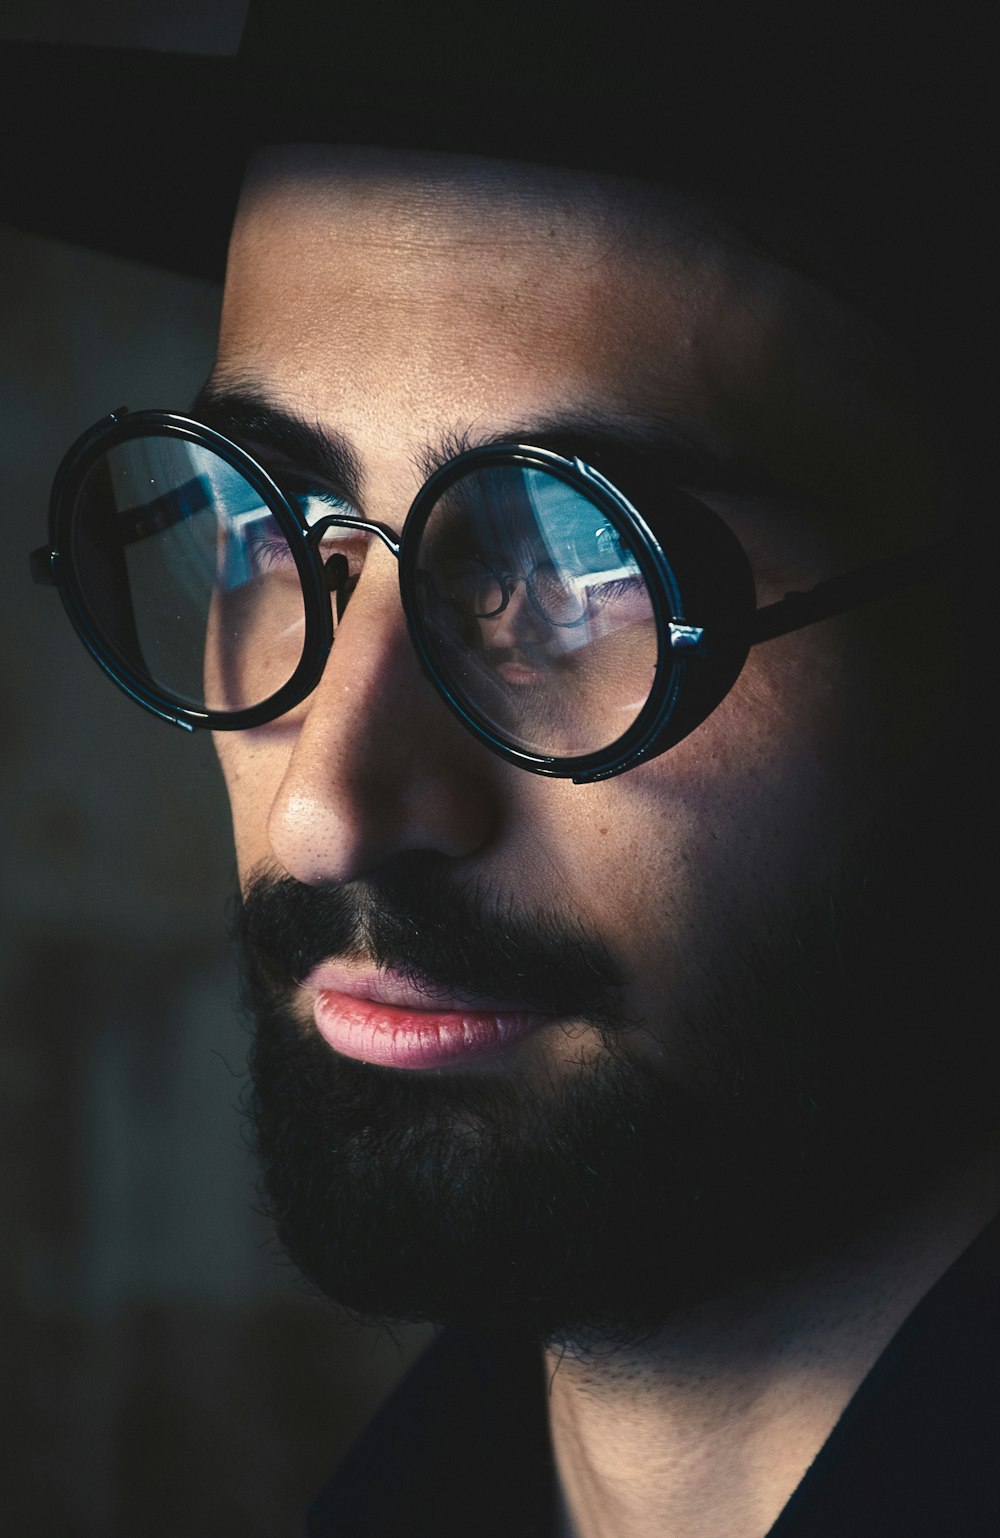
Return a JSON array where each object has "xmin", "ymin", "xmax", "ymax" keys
[{"xmin": 301, "ymin": 962, "xmax": 551, "ymax": 1069}]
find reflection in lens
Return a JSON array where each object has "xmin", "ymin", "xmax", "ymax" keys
[
  {"xmin": 415, "ymin": 464, "xmax": 658, "ymax": 759},
  {"xmin": 69, "ymin": 435, "xmax": 308, "ymax": 713}
]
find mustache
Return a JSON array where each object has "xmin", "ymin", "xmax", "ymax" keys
[{"xmin": 235, "ymin": 854, "xmax": 623, "ymax": 1017}]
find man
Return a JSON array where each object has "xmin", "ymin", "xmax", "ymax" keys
[{"xmin": 12, "ymin": 2, "xmax": 999, "ymax": 1533}]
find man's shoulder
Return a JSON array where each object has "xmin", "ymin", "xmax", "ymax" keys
[{"xmin": 773, "ymin": 1211, "xmax": 1000, "ymax": 1537}]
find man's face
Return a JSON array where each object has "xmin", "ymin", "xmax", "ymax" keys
[{"xmin": 208, "ymin": 146, "xmax": 972, "ymax": 1342}]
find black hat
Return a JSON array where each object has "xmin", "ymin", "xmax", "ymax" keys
[{"xmin": 0, "ymin": 0, "xmax": 994, "ymax": 373}]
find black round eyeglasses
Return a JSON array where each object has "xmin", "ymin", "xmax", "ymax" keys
[{"xmin": 30, "ymin": 409, "xmax": 952, "ymax": 784}]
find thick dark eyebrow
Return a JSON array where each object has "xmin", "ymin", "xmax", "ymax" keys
[
  {"xmin": 420, "ymin": 415, "xmax": 820, "ymax": 504},
  {"xmin": 190, "ymin": 383, "xmax": 366, "ymax": 504},
  {"xmin": 191, "ymin": 382, "xmax": 819, "ymax": 510}
]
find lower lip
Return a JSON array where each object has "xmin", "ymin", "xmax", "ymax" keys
[{"xmin": 311, "ymin": 990, "xmax": 550, "ymax": 1069}]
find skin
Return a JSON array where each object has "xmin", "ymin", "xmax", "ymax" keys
[{"xmin": 210, "ymin": 146, "xmax": 999, "ymax": 1537}]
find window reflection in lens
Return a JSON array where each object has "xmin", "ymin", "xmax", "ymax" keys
[
  {"xmin": 416, "ymin": 464, "xmax": 658, "ymax": 758},
  {"xmin": 66, "ymin": 435, "xmax": 311, "ymax": 716}
]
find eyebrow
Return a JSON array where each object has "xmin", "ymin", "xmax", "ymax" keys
[
  {"xmin": 192, "ymin": 382, "xmax": 367, "ymax": 503},
  {"xmin": 191, "ymin": 380, "xmax": 821, "ymax": 511}
]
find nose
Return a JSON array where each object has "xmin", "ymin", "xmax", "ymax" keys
[{"xmin": 267, "ymin": 547, "xmax": 499, "ymax": 884}]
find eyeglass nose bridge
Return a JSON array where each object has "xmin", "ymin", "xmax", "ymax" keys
[
  {"xmin": 305, "ymin": 511, "xmax": 401, "ymax": 559},
  {"xmin": 305, "ymin": 511, "xmax": 401, "ymax": 621}
]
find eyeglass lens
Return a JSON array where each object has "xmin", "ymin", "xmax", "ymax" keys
[
  {"xmin": 413, "ymin": 465, "xmax": 657, "ymax": 758},
  {"xmin": 68, "ymin": 434, "xmax": 660, "ymax": 758},
  {"xmin": 70, "ymin": 434, "xmax": 313, "ymax": 714}
]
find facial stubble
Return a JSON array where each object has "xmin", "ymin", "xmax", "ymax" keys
[{"xmin": 238, "ymin": 785, "xmax": 988, "ymax": 1351}]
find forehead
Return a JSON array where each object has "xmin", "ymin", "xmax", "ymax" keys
[
  {"xmin": 220, "ymin": 146, "xmax": 733, "ymax": 404},
  {"xmin": 215, "ymin": 144, "xmax": 932, "ymax": 523}
]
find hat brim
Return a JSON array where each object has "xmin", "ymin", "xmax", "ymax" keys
[
  {"xmin": 1, "ymin": 3, "xmax": 992, "ymax": 383},
  {"xmin": 0, "ymin": 42, "xmax": 243, "ymax": 280}
]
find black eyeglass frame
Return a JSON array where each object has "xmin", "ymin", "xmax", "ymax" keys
[{"xmin": 31, "ymin": 408, "xmax": 956, "ymax": 785}]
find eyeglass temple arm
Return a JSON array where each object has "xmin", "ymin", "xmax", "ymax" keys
[
  {"xmin": 750, "ymin": 536, "xmax": 957, "ymax": 646},
  {"xmin": 311, "ymin": 512, "xmax": 958, "ymax": 648}
]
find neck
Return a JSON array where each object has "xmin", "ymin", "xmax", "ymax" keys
[{"xmin": 546, "ymin": 1145, "xmax": 1000, "ymax": 1538}]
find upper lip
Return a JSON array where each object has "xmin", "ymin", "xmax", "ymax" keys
[{"xmin": 299, "ymin": 960, "xmax": 544, "ymax": 1015}]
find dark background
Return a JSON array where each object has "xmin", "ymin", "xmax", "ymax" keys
[{"xmin": 0, "ymin": 5, "xmax": 429, "ymax": 1534}]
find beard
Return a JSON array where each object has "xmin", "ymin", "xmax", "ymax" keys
[{"xmin": 237, "ymin": 762, "xmax": 993, "ymax": 1351}]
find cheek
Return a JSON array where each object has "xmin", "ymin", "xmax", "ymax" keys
[
  {"xmin": 213, "ymin": 728, "xmax": 294, "ymax": 877},
  {"xmin": 521, "ymin": 627, "xmax": 869, "ymax": 978}
]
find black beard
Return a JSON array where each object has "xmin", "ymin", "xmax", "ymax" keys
[{"xmin": 237, "ymin": 778, "xmax": 993, "ymax": 1350}]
